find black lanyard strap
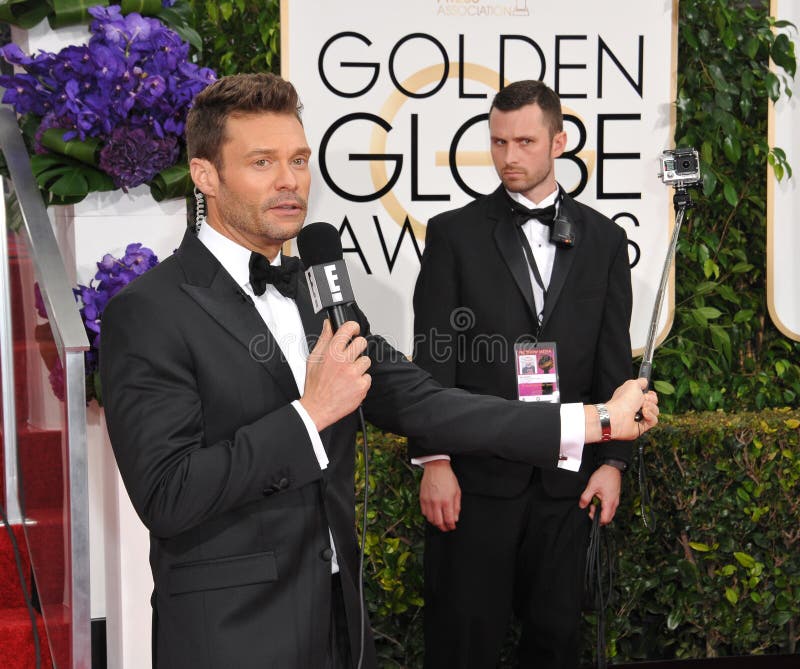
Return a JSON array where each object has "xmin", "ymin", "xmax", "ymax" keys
[{"xmin": 515, "ymin": 224, "xmax": 547, "ymax": 323}]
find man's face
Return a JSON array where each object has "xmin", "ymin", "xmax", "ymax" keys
[
  {"xmin": 203, "ymin": 112, "xmax": 312, "ymax": 256},
  {"xmin": 489, "ymin": 103, "xmax": 566, "ymax": 203}
]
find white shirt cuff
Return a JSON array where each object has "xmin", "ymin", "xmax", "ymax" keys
[
  {"xmin": 410, "ymin": 454, "xmax": 451, "ymax": 467},
  {"xmin": 290, "ymin": 400, "xmax": 328, "ymax": 470},
  {"xmin": 558, "ymin": 403, "xmax": 585, "ymax": 472}
]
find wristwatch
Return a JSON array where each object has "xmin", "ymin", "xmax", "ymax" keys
[
  {"xmin": 594, "ymin": 403, "xmax": 612, "ymax": 442},
  {"xmin": 602, "ymin": 458, "xmax": 628, "ymax": 474}
]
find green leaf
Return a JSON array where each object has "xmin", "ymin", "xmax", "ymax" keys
[
  {"xmin": 743, "ymin": 37, "xmax": 759, "ymax": 60},
  {"xmin": 0, "ymin": 0, "xmax": 52, "ymax": 28},
  {"xmin": 667, "ymin": 610, "xmax": 682, "ymax": 630},
  {"xmin": 710, "ymin": 325, "xmax": 732, "ymax": 365},
  {"xmin": 150, "ymin": 164, "xmax": 193, "ymax": 201},
  {"xmin": 695, "ymin": 306, "xmax": 722, "ymax": 320},
  {"xmin": 47, "ymin": 170, "xmax": 89, "ymax": 197},
  {"xmin": 766, "ymin": 71, "xmax": 781, "ymax": 101},
  {"xmin": 702, "ymin": 169, "xmax": 717, "ymax": 196},
  {"xmin": 39, "ymin": 129, "xmax": 101, "ymax": 166},
  {"xmin": 772, "ymin": 33, "xmax": 797, "ymax": 75},
  {"xmin": 722, "ymin": 136, "xmax": 741, "ymax": 163},
  {"xmin": 733, "ymin": 551, "xmax": 756, "ymax": 569},
  {"xmin": 730, "ymin": 262, "xmax": 754, "ymax": 274},
  {"xmin": 723, "ymin": 181, "xmax": 739, "ymax": 206},
  {"xmin": 715, "ymin": 91, "xmax": 733, "ymax": 112},
  {"xmin": 689, "ymin": 542, "xmax": 712, "ymax": 552},
  {"xmin": 48, "ymin": 0, "xmax": 109, "ymax": 29},
  {"xmin": 703, "ymin": 258, "xmax": 720, "ymax": 279},
  {"xmin": 653, "ymin": 380, "xmax": 675, "ymax": 395},
  {"xmin": 120, "ymin": 0, "xmax": 162, "ymax": 15},
  {"xmin": 771, "ymin": 610, "xmax": 793, "ymax": 626},
  {"xmin": 158, "ymin": 7, "xmax": 203, "ymax": 52},
  {"xmin": 724, "ymin": 587, "xmax": 739, "ymax": 605}
]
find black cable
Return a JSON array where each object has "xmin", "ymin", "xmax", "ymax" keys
[
  {"xmin": 638, "ymin": 437, "xmax": 656, "ymax": 532},
  {"xmin": 356, "ymin": 406, "xmax": 369, "ymax": 669},
  {"xmin": 585, "ymin": 504, "xmax": 616, "ymax": 669},
  {"xmin": 0, "ymin": 500, "xmax": 41, "ymax": 669}
]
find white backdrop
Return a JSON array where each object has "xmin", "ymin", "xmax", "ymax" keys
[
  {"xmin": 283, "ymin": 0, "xmax": 679, "ymax": 354},
  {"xmin": 768, "ymin": 0, "xmax": 800, "ymax": 342}
]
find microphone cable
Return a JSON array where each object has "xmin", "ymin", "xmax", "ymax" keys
[
  {"xmin": 584, "ymin": 502, "xmax": 616, "ymax": 669},
  {"xmin": 638, "ymin": 436, "xmax": 656, "ymax": 531},
  {"xmin": 356, "ymin": 406, "xmax": 369, "ymax": 669}
]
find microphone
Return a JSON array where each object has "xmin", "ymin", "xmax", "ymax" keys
[{"xmin": 296, "ymin": 222, "xmax": 356, "ymax": 332}]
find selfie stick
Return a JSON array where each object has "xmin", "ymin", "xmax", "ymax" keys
[
  {"xmin": 637, "ymin": 185, "xmax": 694, "ymax": 391},
  {"xmin": 634, "ymin": 175, "xmax": 697, "ymax": 532}
]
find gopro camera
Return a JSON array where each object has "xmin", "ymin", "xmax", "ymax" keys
[{"xmin": 658, "ymin": 148, "xmax": 701, "ymax": 187}]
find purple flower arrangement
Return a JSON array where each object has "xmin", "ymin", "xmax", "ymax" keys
[
  {"xmin": 0, "ymin": 4, "xmax": 215, "ymax": 200},
  {"xmin": 36, "ymin": 243, "xmax": 159, "ymax": 404}
]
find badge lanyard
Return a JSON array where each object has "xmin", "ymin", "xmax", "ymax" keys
[{"xmin": 515, "ymin": 224, "xmax": 547, "ymax": 332}]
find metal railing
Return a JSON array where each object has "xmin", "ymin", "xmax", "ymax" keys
[{"xmin": 0, "ymin": 105, "xmax": 91, "ymax": 669}]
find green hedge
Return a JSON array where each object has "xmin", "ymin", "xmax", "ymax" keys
[{"xmin": 357, "ymin": 410, "xmax": 800, "ymax": 666}]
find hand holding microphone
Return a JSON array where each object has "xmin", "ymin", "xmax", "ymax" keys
[
  {"xmin": 297, "ymin": 222, "xmax": 372, "ymax": 431},
  {"xmin": 299, "ymin": 319, "xmax": 371, "ymax": 432}
]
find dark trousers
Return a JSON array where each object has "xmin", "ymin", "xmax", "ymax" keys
[
  {"xmin": 422, "ymin": 471, "xmax": 592, "ymax": 669},
  {"xmin": 328, "ymin": 573, "xmax": 353, "ymax": 669}
]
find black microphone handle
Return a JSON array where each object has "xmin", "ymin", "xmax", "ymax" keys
[{"xmin": 326, "ymin": 304, "xmax": 350, "ymax": 332}]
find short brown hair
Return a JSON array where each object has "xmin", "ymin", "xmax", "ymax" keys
[
  {"xmin": 490, "ymin": 80, "xmax": 563, "ymax": 138},
  {"xmin": 186, "ymin": 73, "xmax": 303, "ymax": 168}
]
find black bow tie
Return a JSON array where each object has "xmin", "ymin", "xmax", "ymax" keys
[
  {"xmin": 248, "ymin": 252, "xmax": 299, "ymax": 299},
  {"xmin": 505, "ymin": 194, "xmax": 557, "ymax": 227}
]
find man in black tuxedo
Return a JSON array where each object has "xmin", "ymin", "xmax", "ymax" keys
[
  {"xmin": 100, "ymin": 74, "xmax": 656, "ymax": 669},
  {"xmin": 411, "ymin": 80, "xmax": 636, "ymax": 668}
]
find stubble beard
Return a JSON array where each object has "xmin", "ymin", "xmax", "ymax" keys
[
  {"xmin": 500, "ymin": 166, "xmax": 555, "ymax": 199},
  {"xmin": 219, "ymin": 189, "xmax": 308, "ymax": 244}
]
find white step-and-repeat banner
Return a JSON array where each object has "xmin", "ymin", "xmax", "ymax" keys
[
  {"xmin": 769, "ymin": 0, "xmax": 800, "ymax": 342},
  {"xmin": 283, "ymin": 0, "xmax": 679, "ymax": 354}
]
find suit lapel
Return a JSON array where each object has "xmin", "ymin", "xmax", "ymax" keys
[
  {"xmin": 176, "ymin": 230, "xmax": 300, "ymax": 403},
  {"xmin": 540, "ymin": 195, "xmax": 583, "ymax": 329},
  {"xmin": 490, "ymin": 188, "xmax": 539, "ymax": 322}
]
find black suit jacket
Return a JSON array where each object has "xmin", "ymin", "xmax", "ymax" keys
[
  {"xmin": 410, "ymin": 186, "xmax": 633, "ymax": 499},
  {"xmin": 100, "ymin": 228, "xmax": 587, "ymax": 669}
]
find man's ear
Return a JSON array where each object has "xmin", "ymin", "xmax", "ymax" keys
[
  {"xmin": 190, "ymin": 158, "xmax": 218, "ymax": 197},
  {"xmin": 551, "ymin": 130, "xmax": 567, "ymax": 160}
]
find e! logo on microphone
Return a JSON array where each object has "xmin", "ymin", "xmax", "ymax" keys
[{"xmin": 306, "ymin": 260, "xmax": 356, "ymax": 313}]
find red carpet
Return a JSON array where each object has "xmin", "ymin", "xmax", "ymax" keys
[{"xmin": 1, "ymin": 230, "xmax": 67, "ymax": 668}]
